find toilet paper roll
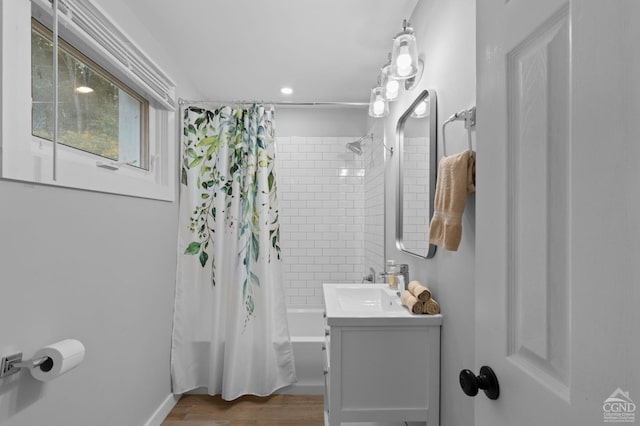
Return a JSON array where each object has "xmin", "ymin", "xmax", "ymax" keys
[{"xmin": 30, "ymin": 339, "xmax": 85, "ymax": 382}]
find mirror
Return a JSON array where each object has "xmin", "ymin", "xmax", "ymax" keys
[{"xmin": 395, "ymin": 89, "xmax": 437, "ymax": 259}]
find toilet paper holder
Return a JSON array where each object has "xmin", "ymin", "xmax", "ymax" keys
[{"xmin": 0, "ymin": 352, "xmax": 52, "ymax": 378}]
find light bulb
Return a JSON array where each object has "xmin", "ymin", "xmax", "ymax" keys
[
  {"xmin": 396, "ymin": 49, "xmax": 412, "ymax": 69},
  {"xmin": 369, "ymin": 87, "xmax": 388, "ymax": 117},
  {"xmin": 373, "ymin": 99, "xmax": 385, "ymax": 115},
  {"xmin": 413, "ymin": 101, "xmax": 427, "ymax": 117},
  {"xmin": 391, "ymin": 29, "xmax": 418, "ymax": 79},
  {"xmin": 397, "ymin": 64, "xmax": 412, "ymax": 77},
  {"xmin": 386, "ymin": 80, "xmax": 400, "ymax": 99},
  {"xmin": 395, "ymin": 43, "xmax": 413, "ymax": 77}
]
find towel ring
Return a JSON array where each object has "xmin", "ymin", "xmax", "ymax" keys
[{"xmin": 442, "ymin": 106, "xmax": 476, "ymax": 156}]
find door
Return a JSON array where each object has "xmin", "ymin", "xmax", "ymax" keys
[{"xmin": 476, "ymin": 1, "xmax": 640, "ymax": 425}]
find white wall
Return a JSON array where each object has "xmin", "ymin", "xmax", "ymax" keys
[
  {"xmin": 383, "ymin": 1, "xmax": 476, "ymax": 426},
  {"xmin": 277, "ymin": 107, "xmax": 368, "ymax": 137},
  {"xmin": 0, "ymin": 1, "xmax": 199, "ymax": 425}
]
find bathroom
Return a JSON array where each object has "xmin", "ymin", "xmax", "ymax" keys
[{"xmin": 0, "ymin": 0, "xmax": 638, "ymax": 425}]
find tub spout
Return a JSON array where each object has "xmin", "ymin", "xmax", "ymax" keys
[{"xmin": 362, "ymin": 267, "xmax": 376, "ymax": 283}]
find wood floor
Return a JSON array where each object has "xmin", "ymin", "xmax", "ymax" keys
[{"xmin": 161, "ymin": 394, "xmax": 325, "ymax": 426}]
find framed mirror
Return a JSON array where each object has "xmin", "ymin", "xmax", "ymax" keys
[{"xmin": 395, "ymin": 89, "xmax": 437, "ymax": 259}]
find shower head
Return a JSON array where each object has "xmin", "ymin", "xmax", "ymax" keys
[
  {"xmin": 346, "ymin": 134, "xmax": 372, "ymax": 156},
  {"xmin": 346, "ymin": 140, "xmax": 364, "ymax": 156}
]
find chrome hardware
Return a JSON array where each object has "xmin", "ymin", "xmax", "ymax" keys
[
  {"xmin": 380, "ymin": 264, "xmax": 409, "ymax": 286},
  {"xmin": 362, "ymin": 267, "xmax": 376, "ymax": 283},
  {"xmin": 398, "ymin": 264, "xmax": 409, "ymax": 285},
  {"xmin": 442, "ymin": 106, "xmax": 476, "ymax": 156},
  {"xmin": 0, "ymin": 353, "xmax": 51, "ymax": 378}
]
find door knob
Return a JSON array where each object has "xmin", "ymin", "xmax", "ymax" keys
[{"xmin": 459, "ymin": 365, "xmax": 500, "ymax": 400}]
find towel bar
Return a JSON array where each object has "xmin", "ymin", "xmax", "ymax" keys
[{"xmin": 442, "ymin": 106, "xmax": 476, "ymax": 156}]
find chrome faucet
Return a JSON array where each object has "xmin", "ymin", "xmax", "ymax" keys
[
  {"xmin": 398, "ymin": 264, "xmax": 410, "ymax": 285},
  {"xmin": 379, "ymin": 264, "xmax": 410, "ymax": 287}
]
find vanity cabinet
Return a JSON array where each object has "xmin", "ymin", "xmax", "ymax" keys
[{"xmin": 322, "ymin": 309, "xmax": 442, "ymax": 425}]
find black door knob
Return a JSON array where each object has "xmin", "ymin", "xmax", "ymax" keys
[{"xmin": 459, "ymin": 366, "xmax": 500, "ymax": 400}]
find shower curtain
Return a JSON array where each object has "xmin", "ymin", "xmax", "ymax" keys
[{"xmin": 171, "ymin": 104, "xmax": 296, "ymax": 399}]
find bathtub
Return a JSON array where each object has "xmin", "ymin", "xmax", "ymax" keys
[{"xmin": 278, "ymin": 307, "xmax": 325, "ymax": 395}]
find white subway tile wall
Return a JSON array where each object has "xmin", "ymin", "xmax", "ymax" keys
[
  {"xmin": 276, "ymin": 136, "xmax": 365, "ymax": 307},
  {"xmin": 401, "ymin": 136, "xmax": 430, "ymax": 253},
  {"xmin": 363, "ymin": 131, "xmax": 386, "ymax": 278}
]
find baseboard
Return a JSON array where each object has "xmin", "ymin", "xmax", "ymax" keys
[{"xmin": 144, "ymin": 393, "xmax": 180, "ymax": 426}]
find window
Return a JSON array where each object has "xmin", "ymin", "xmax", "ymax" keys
[
  {"xmin": 31, "ymin": 20, "xmax": 149, "ymax": 170},
  {"xmin": 0, "ymin": 0, "xmax": 176, "ymax": 201}
]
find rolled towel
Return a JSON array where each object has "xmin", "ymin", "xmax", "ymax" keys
[
  {"xmin": 423, "ymin": 298, "xmax": 440, "ymax": 315},
  {"xmin": 400, "ymin": 290, "xmax": 423, "ymax": 315},
  {"xmin": 408, "ymin": 280, "xmax": 432, "ymax": 302}
]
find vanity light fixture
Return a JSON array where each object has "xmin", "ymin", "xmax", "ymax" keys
[
  {"xmin": 280, "ymin": 87, "xmax": 293, "ymax": 95},
  {"xmin": 368, "ymin": 86, "xmax": 389, "ymax": 118},
  {"xmin": 368, "ymin": 20, "xmax": 421, "ymax": 116},
  {"xmin": 380, "ymin": 53, "xmax": 400, "ymax": 101},
  {"xmin": 390, "ymin": 20, "xmax": 419, "ymax": 79}
]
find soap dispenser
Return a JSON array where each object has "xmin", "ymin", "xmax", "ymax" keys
[{"xmin": 386, "ymin": 260, "xmax": 399, "ymax": 290}]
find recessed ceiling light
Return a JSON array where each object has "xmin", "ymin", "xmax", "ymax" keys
[{"xmin": 280, "ymin": 87, "xmax": 293, "ymax": 95}]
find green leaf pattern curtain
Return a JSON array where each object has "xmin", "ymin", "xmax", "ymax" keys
[{"xmin": 171, "ymin": 104, "xmax": 296, "ymax": 399}]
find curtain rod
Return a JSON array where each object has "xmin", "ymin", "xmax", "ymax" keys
[{"xmin": 178, "ymin": 98, "xmax": 368, "ymax": 107}]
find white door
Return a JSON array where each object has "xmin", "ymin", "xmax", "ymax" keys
[{"xmin": 476, "ymin": 0, "xmax": 640, "ymax": 425}]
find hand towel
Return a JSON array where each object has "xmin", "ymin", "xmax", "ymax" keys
[
  {"xmin": 400, "ymin": 290, "xmax": 423, "ymax": 314},
  {"xmin": 428, "ymin": 150, "xmax": 476, "ymax": 251},
  {"xmin": 423, "ymin": 298, "xmax": 440, "ymax": 315},
  {"xmin": 408, "ymin": 280, "xmax": 432, "ymax": 302}
]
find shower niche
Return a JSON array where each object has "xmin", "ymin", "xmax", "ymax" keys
[{"xmin": 395, "ymin": 89, "xmax": 438, "ymax": 259}]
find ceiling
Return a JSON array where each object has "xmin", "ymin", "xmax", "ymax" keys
[{"xmin": 124, "ymin": 0, "xmax": 418, "ymax": 103}]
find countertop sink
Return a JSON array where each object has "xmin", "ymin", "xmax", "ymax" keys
[{"xmin": 323, "ymin": 283, "xmax": 443, "ymax": 326}]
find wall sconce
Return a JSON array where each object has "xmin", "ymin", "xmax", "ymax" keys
[
  {"xmin": 390, "ymin": 20, "xmax": 419, "ymax": 79},
  {"xmin": 368, "ymin": 86, "xmax": 389, "ymax": 118},
  {"xmin": 380, "ymin": 53, "xmax": 400, "ymax": 101}
]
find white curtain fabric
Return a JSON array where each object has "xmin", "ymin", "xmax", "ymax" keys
[{"xmin": 171, "ymin": 104, "xmax": 296, "ymax": 399}]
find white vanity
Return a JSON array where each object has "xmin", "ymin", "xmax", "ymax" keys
[{"xmin": 322, "ymin": 284, "xmax": 442, "ymax": 426}]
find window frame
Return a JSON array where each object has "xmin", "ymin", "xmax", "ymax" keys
[
  {"xmin": 0, "ymin": 0, "xmax": 176, "ymax": 201},
  {"xmin": 31, "ymin": 18, "xmax": 151, "ymax": 171}
]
